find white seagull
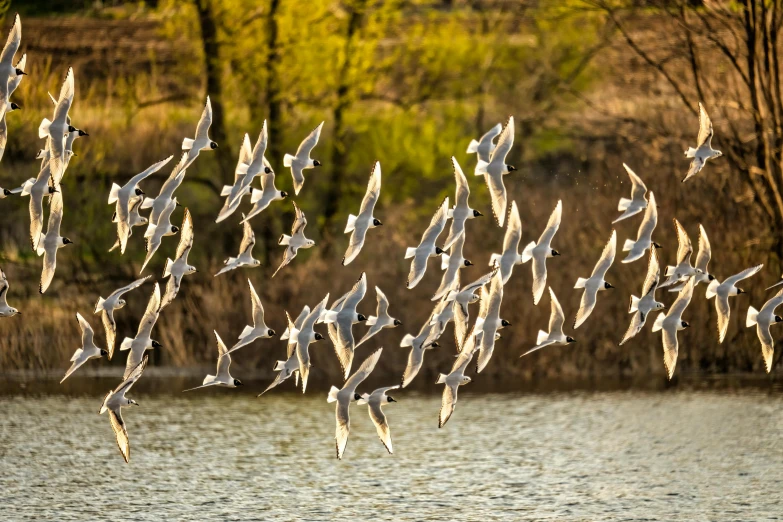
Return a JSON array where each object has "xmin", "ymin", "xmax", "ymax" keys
[
  {"xmin": 215, "ymin": 217, "xmax": 261, "ymax": 276},
  {"xmin": 328, "ymin": 347, "xmax": 383, "ymax": 460},
  {"xmin": 119, "ymin": 282, "xmax": 163, "ymax": 380},
  {"xmin": 37, "ymin": 191, "xmax": 73, "ymax": 294},
  {"xmin": 707, "ymin": 264, "xmax": 763, "ymax": 343},
  {"xmin": 356, "ymin": 286, "xmax": 402, "ymax": 348},
  {"xmin": 683, "ymin": 102, "xmax": 722, "ymax": 182},
  {"xmin": 26, "ymin": 162, "xmax": 57, "ymax": 252},
  {"xmin": 621, "ymin": 191, "xmax": 660, "ymax": 263},
  {"xmin": 228, "ymin": 279, "xmax": 276, "ymax": 354},
  {"xmin": 323, "ymin": 273, "xmax": 368, "ymax": 379},
  {"xmin": 181, "ymin": 97, "xmax": 217, "ymax": 169},
  {"xmin": 184, "ymin": 331, "xmax": 244, "ymax": 391},
  {"xmin": 273, "ymin": 201, "xmax": 315, "ymax": 277},
  {"xmin": 283, "ymin": 121, "xmax": 324, "ymax": 196},
  {"xmin": 488, "ymin": 201, "xmax": 523, "ymax": 285},
  {"xmin": 669, "ymin": 224, "xmax": 715, "ymax": 291},
  {"xmin": 466, "ymin": 122, "xmax": 502, "ymax": 173},
  {"xmin": 241, "ymin": 167, "xmax": 288, "ymax": 223},
  {"xmin": 652, "ymin": 278, "xmax": 695, "ymax": 379},
  {"xmin": 746, "ymin": 287, "xmax": 783, "ymax": 373},
  {"xmin": 258, "ymin": 307, "xmax": 310, "ymax": 396},
  {"xmin": 231, "ymin": 122, "xmax": 273, "ymax": 205},
  {"xmin": 659, "ymin": 219, "xmax": 702, "ymax": 288},
  {"xmin": 61, "ymin": 313, "xmax": 108, "ymax": 383},
  {"xmin": 0, "ymin": 51, "xmax": 25, "ymax": 163},
  {"xmin": 99, "ymin": 354, "xmax": 148, "ymax": 464},
  {"xmin": 520, "ymin": 199, "xmax": 562, "ymax": 304},
  {"xmin": 475, "ymin": 270, "xmax": 510, "ymax": 373},
  {"xmin": 446, "ymin": 269, "xmax": 496, "ymax": 347},
  {"xmin": 400, "ymin": 320, "xmax": 441, "ymax": 388},
  {"xmin": 521, "ymin": 287, "xmax": 576, "ymax": 356},
  {"xmin": 343, "ymin": 161, "xmax": 382, "ymax": 266},
  {"xmin": 0, "ymin": 267, "xmax": 19, "ymax": 317},
  {"xmin": 405, "ymin": 196, "xmax": 449, "ymax": 289},
  {"xmin": 143, "ymin": 153, "xmax": 188, "ymax": 236},
  {"xmin": 620, "ymin": 249, "xmax": 665, "ymax": 345},
  {"xmin": 109, "ymin": 196, "xmax": 148, "ymax": 252},
  {"xmin": 357, "ymin": 385, "xmax": 399, "ymax": 455},
  {"xmin": 613, "ymin": 163, "xmax": 648, "ymax": 223},
  {"xmin": 433, "ymin": 233, "xmax": 473, "ymax": 301},
  {"xmin": 437, "ymin": 324, "xmax": 480, "ymax": 428},
  {"xmin": 475, "ymin": 116, "xmax": 516, "ymax": 226},
  {"xmin": 0, "ymin": 14, "xmax": 25, "ymax": 123},
  {"xmin": 216, "ymin": 133, "xmax": 253, "ymax": 224},
  {"xmin": 39, "ymin": 68, "xmax": 75, "ymax": 183},
  {"xmin": 140, "ymin": 197, "xmax": 179, "ymax": 273},
  {"xmin": 94, "ymin": 276, "xmax": 151, "ymax": 359},
  {"xmin": 441, "ymin": 157, "xmax": 482, "ymax": 249},
  {"xmin": 573, "ymin": 229, "xmax": 616, "ymax": 329},
  {"xmin": 160, "ymin": 208, "xmax": 196, "ymax": 309},
  {"xmin": 294, "ymin": 294, "xmax": 329, "ymax": 393}
]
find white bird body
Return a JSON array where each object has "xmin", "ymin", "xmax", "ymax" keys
[
  {"xmin": 660, "ymin": 219, "xmax": 703, "ymax": 288},
  {"xmin": 437, "ymin": 325, "xmax": 480, "ymax": 428},
  {"xmin": 707, "ymin": 264, "xmax": 763, "ymax": 343},
  {"xmin": 322, "ymin": 273, "xmax": 368, "ymax": 379},
  {"xmin": 746, "ymin": 287, "xmax": 783, "ymax": 373},
  {"xmin": 519, "ymin": 200, "xmax": 562, "ymax": 304},
  {"xmin": 294, "ymin": 294, "xmax": 330, "ymax": 393},
  {"xmin": 273, "ymin": 202, "xmax": 315, "ymax": 277},
  {"xmin": 284, "ymin": 122, "xmax": 324, "ymax": 195},
  {"xmin": 216, "ymin": 216, "xmax": 261, "ymax": 276},
  {"xmin": 475, "ymin": 117, "xmax": 516, "ymax": 226},
  {"xmin": 119, "ymin": 283, "xmax": 162, "ymax": 380},
  {"xmin": 475, "ymin": 271, "xmax": 508, "ymax": 373},
  {"xmin": 489, "ymin": 201, "xmax": 523, "ymax": 285},
  {"xmin": 466, "ymin": 122, "xmax": 502, "ymax": 171},
  {"xmin": 258, "ymin": 307, "xmax": 311, "ymax": 396},
  {"xmin": 40, "ymin": 68, "xmax": 75, "ymax": 184},
  {"xmin": 140, "ymin": 197, "xmax": 179, "ymax": 273},
  {"xmin": 242, "ymin": 169, "xmax": 288, "ymax": 223},
  {"xmin": 433, "ymin": 233, "xmax": 472, "ymax": 301},
  {"xmin": 184, "ymin": 332, "xmax": 243, "ymax": 391},
  {"xmin": 356, "ymin": 287, "xmax": 401, "ymax": 347},
  {"xmin": 357, "ymin": 385, "xmax": 399, "ymax": 454},
  {"xmin": 61, "ymin": 313, "xmax": 108, "ymax": 384},
  {"xmin": 446, "ymin": 270, "xmax": 495, "ymax": 347},
  {"xmin": 343, "ymin": 161, "xmax": 382, "ymax": 265},
  {"xmin": 683, "ymin": 103, "xmax": 722, "ymax": 182},
  {"xmin": 613, "ymin": 163, "xmax": 648, "ymax": 223},
  {"xmin": 100, "ymin": 355, "xmax": 148, "ymax": 463},
  {"xmin": 38, "ymin": 191, "xmax": 72, "ymax": 294},
  {"xmin": 160, "ymin": 209, "xmax": 196, "ymax": 309},
  {"xmin": 442, "ymin": 157, "xmax": 482, "ymax": 249},
  {"xmin": 231, "ymin": 122, "xmax": 273, "ymax": 205},
  {"xmin": 228, "ymin": 279, "xmax": 275, "ymax": 354},
  {"xmin": 573, "ymin": 230, "xmax": 616, "ymax": 329},
  {"xmin": 521, "ymin": 287, "xmax": 575, "ymax": 356},
  {"xmin": 621, "ymin": 249, "xmax": 664, "ymax": 345},
  {"xmin": 144, "ymin": 154, "xmax": 188, "ymax": 236},
  {"xmin": 94, "ymin": 276, "xmax": 151, "ymax": 359},
  {"xmin": 621, "ymin": 192, "xmax": 659, "ymax": 263},
  {"xmin": 215, "ymin": 134, "xmax": 253, "ymax": 224},
  {"xmin": 405, "ymin": 196, "xmax": 449, "ymax": 288},
  {"xmin": 0, "ymin": 267, "xmax": 19, "ymax": 317},
  {"xmin": 181, "ymin": 97, "xmax": 217, "ymax": 169},
  {"xmin": 400, "ymin": 320, "xmax": 440, "ymax": 388},
  {"xmin": 652, "ymin": 279, "xmax": 695, "ymax": 379}
]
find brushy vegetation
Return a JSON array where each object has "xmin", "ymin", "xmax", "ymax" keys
[{"xmin": 1, "ymin": 1, "xmax": 781, "ymax": 385}]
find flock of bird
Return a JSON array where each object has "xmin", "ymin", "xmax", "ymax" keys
[{"xmin": 0, "ymin": 14, "xmax": 781, "ymax": 464}]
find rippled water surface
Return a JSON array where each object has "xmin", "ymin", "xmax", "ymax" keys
[{"xmin": 1, "ymin": 384, "xmax": 782, "ymax": 521}]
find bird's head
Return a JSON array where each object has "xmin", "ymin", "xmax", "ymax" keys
[
  {"xmin": 393, "ymin": 319, "xmax": 403, "ymax": 326},
  {"xmin": 48, "ymin": 186, "xmax": 58, "ymax": 194},
  {"xmin": 352, "ymin": 392, "xmax": 362, "ymax": 401},
  {"xmin": 129, "ymin": 399, "xmax": 139, "ymax": 407},
  {"xmin": 118, "ymin": 299, "xmax": 127, "ymax": 308},
  {"xmin": 314, "ymin": 332, "xmax": 324, "ymax": 341},
  {"xmin": 313, "ymin": 160, "xmax": 322, "ymax": 167},
  {"xmin": 473, "ymin": 209, "xmax": 483, "ymax": 217},
  {"xmin": 264, "ymin": 166, "xmax": 273, "ymax": 174},
  {"xmin": 170, "ymin": 226, "xmax": 179, "ymax": 234},
  {"xmin": 9, "ymin": 102, "xmax": 20, "ymax": 111},
  {"xmin": 435, "ymin": 246, "xmax": 445, "ymax": 255},
  {"xmin": 737, "ymin": 288, "xmax": 746, "ymax": 295},
  {"xmin": 373, "ymin": 218, "xmax": 383, "ymax": 227},
  {"xmin": 62, "ymin": 237, "xmax": 73, "ymax": 245},
  {"xmin": 267, "ymin": 328, "xmax": 276, "ymax": 337},
  {"xmin": 464, "ymin": 259, "xmax": 474, "ymax": 267},
  {"xmin": 566, "ymin": 336, "xmax": 576, "ymax": 343},
  {"xmin": 552, "ymin": 249, "xmax": 561, "ymax": 256},
  {"xmin": 187, "ymin": 266, "xmax": 197, "ymax": 275},
  {"xmin": 431, "ymin": 341, "xmax": 440, "ymax": 348},
  {"xmin": 306, "ymin": 240, "xmax": 316, "ymax": 247},
  {"xmin": 506, "ymin": 165, "xmax": 516, "ymax": 173},
  {"xmin": 252, "ymin": 259, "xmax": 262, "ymax": 266},
  {"xmin": 68, "ymin": 125, "xmax": 77, "ymax": 133},
  {"xmin": 501, "ymin": 319, "xmax": 511, "ymax": 327},
  {"xmin": 3, "ymin": 188, "xmax": 11, "ymax": 196},
  {"xmin": 681, "ymin": 321, "xmax": 690, "ymax": 328},
  {"xmin": 358, "ymin": 314, "xmax": 368, "ymax": 322},
  {"xmin": 100, "ymin": 349, "xmax": 109, "ymax": 357},
  {"xmin": 15, "ymin": 68, "xmax": 26, "ymax": 76},
  {"xmin": 775, "ymin": 315, "xmax": 783, "ymax": 323},
  {"xmin": 135, "ymin": 188, "xmax": 145, "ymax": 196},
  {"xmin": 209, "ymin": 141, "xmax": 219, "ymax": 150},
  {"xmin": 653, "ymin": 242, "xmax": 662, "ymax": 249},
  {"xmin": 139, "ymin": 216, "xmax": 149, "ymax": 225},
  {"xmin": 152, "ymin": 340, "xmax": 163, "ymax": 349},
  {"xmin": 713, "ymin": 150, "xmax": 723, "ymax": 158},
  {"xmin": 654, "ymin": 302, "xmax": 666, "ymax": 310},
  {"xmin": 604, "ymin": 281, "xmax": 614, "ymax": 289},
  {"xmin": 281, "ymin": 191, "xmax": 289, "ymax": 198},
  {"xmin": 387, "ymin": 395, "xmax": 397, "ymax": 403},
  {"xmin": 78, "ymin": 129, "xmax": 89, "ymax": 137},
  {"xmin": 234, "ymin": 379, "xmax": 244, "ymax": 387},
  {"xmin": 461, "ymin": 376, "xmax": 472, "ymax": 384}
]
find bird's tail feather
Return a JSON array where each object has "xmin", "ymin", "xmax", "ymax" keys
[
  {"xmin": 345, "ymin": 214, "xmax": 358, "ymax": 233},
  {"xmin": 574, "ymin": 277, "xmax": 589, "ymax": 289},
  {"xmin": 404, "ymin": 247, "xmax": 417, "ymax": 259},
  {"xmin": 436, "ymin": 373, "xmax": 448, "ymax": 384},
  {"xmin": 629, "ymin": 295, "xmax": 640, "ymax": 313},
  {"xmin": 327, "ymin": 385, "xmax": 340, "ymax": 403},
  {"xmin": 536, "ymin": 330, "xmax": 549, "ymax": 345},
  {"xmin": 283, "ymin": 154, "xmax": 294, "ymax": 168},
  {"xmin": 652, "ymin": 313, "xmax": 665, "ymax": 332},
  {"xmin": 746, "ymin": 306, "xmax": 759, "ymax": 328},
  {"xmin": 366, "ymin": 315, "xmax": 378, "ymax": 326},
  {"xmin": 622, "ymin": 239, "xmax": 636, "ymax": 252},
  {"xmin": 182, "ymin": 137, "xmax": 195, "ymax": 151},
  {"xmin": 119, "ymin": 337, "xmax": 134, "ymax": 351},
  {"xmin": 400, "ymin": 334, "xmax": 415, "ymax": 347},
  {"xmin": 38, "ymin": 118, "xmax": 51, "ymax": 139},
  {"xmin": 521, "ymin": 241, "xmax": 536, "ymax": 263},
  {"xmin": 466, "ymin": 139, "xmax": 479, "ymax": 154},
  {"xmin": 108, "ymin": 183, "xmax": 121, "ymax": 204},
  {"xmin": 617, "ymin": 197, "xmax": 632, "ymax": 211}
]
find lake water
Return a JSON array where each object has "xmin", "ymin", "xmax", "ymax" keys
[{"xmin": 1, "ymin": 380, "xmax": 782, "ymax": 521}]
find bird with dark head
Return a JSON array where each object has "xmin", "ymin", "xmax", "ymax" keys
[
  {"xmin": 472, "ymin": 209, "xmax": 483, "ymax": 217},
  {"xmin": 62, "ymin": 237, "xmax": 73, "ymax": 245},
  {"xmin": 281, "ymin": 191, "xmax": 289, "ymax": 198},
  {"xmin": 552, "ymin": 249, "xmax": 561, "ymax": 256},
  {"xmin": 357, "ymin": 314, "xmax": 367, "ymax": 322},
  {"xmin": 9, "ymin": 102, "xmax": 20, "ymax": 111},
  {"xmin": 15, "ymin": 68, "xmax": 26, "ymax": 76},
  {"xmin": 566, "ymin": 336, "xmax": 576, "ymax": 343},
  {"xmin": 209, "ymin": 141, "xmax": 218, "ymax": 149},
  {"xmin": 373, "ymin": 218, "xmax": 383, "ymax": 226},
  {"xmin": 653, "ymin": 242, "xmax": 662, "ymax": 249},
  {"xmin": 313, "ymin": 160, "xmax": 322, "ymax": 167},
  {"xmin": 264, "ymin": 166, "xmax": 272, "ymax": 174},
  {"xmin": 737, "ymin": 288, "xmax": 746, "ymax": 294},
  {"xmin": 314, "ymin": 332, "xmax": 324, "ymax": 341},
  {"xmin": 435, "ymin": 247, "xmax": 444, "ymax": 255},
  {"xmin": 78, "ymin": 129, "xmax": 89, "ymax": 137},
  {"xmin": 501, "ymin": 319, "xmax": 511, "ymax": 327},
  {"xmin": 681, "ymin": 321, "xmax": 690, "ymax": 328},
  {"xmin": 134, "ymin": 188, "xmax": 145, "ymax": 196},
  {"xmin": 267, "ymin": 328, "xmax": 276, "ymax": 336},
  {"xmin": 506, "ymin": 165, "xmax": 516, "ymax": 172},
  {"xmin": 393, "ymin": 319, "xmax": 403, "ymax": 326},
  {"xmin": 353, "ymin": 393, "xmax": 362, "ymax": 401},
  {"xmin": 604, "ymin": 282, "xmax": 615, "ymax": 289},
  {"xmin": 170, "ymin": 225, "xmax": 179, "ymax": 234},
  {"xmin": 100, "ymin": 349, "xmax": 109, "ymax": 357},
  {"xmin": 233, "ymin": 379, "xmax": 243, "ymax": 386},
  {"xmin": 152, "ymin": 340, "xmax": 163, "ymax": 348},
  {"xmin": 464, "ymin": 259, "xmax": 474, "ymax": 267},
  {"xmin": 775, "ymin": 315, "xmax": 783, "ymax": 323},
  {"xmin": 387, "ymin": 396, "xmax": 397, "ymax": 403}
]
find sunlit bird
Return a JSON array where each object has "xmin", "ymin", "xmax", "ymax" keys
[
  {"xmin": 161, "ymin": 208, "xmax": 196, "ymax": 309},
  {"xmin": 746, "ymin": 287, "xmax": 783, "ymax": 373},
  {"xmin": 475, "ymin": 116, "xmax": 516, "ymax": 227},
  {"xmin": 520, "ymin": 199, "xmax": 562, "ymax": 304},
  {"xmin": 405, "ymin": 196, "xmax": 449, "ymax": 289},
  {"xmin": 357, "ymin": 385, "xmax": 399, "ymax": 455},
  {"xmin": 659, "ymin": 219, "xmax": 702, "ymax": 289},
  {"xmin": 613, "ymin": 163, "xmax": 648, "ymax": 224},
  {"xmin": 183, "ymin": 331, "xmax": 244, "ymax": 391},
  {"xmin": 441, "ymin": 157, "xmax": 482, "ymax": 250},
  {"xmin": 620, "ymin": 249, "xmax": 665, "ymax": 346},
  {"xmin": 94, "ymin": 275, "xmax": 151, "ymax": 359},
  {"xmin": 283, "ymin": 121, "xmax": 324, "ymax": 195},
  {"xmin": 61, "ymin": 313, "xmax": 108, "ymax": 384},
  {"xmin": 215, "ymin": 216, "xmax": 261, "ymax": 276},
  {"xmin": 574, "ymin": 229, "xmax": 616, "ymax": 329},
  {"xmin": 706, "ymin": 264, "xmax": 763, "ymax": 343},
  {"xmin": 652, "ymin": 278, "xmax": 695, "ymax": 380},
  {"xmin": 356, "ymin": 286, "xmax": 402, "ymax": 348},
  {"xmin": 273, "ymin": 201, "xmax": 315, "ymax": 277},
  {"xmin": 343, "ymin": 161, "xmax": 382, "ymax": 266},
  {"xmin": 99, "ymin": 354, "xmax": 148, "ymax": 464},
  {"xmin": 683, "ymin": 102, "xmax": 722, "ymax": 182},
  {"xmin": 227, "ymin": 279, "xmax": 276, "ymax": 354},
  {"xmin": 621, "ymin": 191, "xmax": 660, "ymax": 264},
  {"xmin": 466, "ymin": 122, "xmax": 502, "ymax": 173},
  {"xmin": 0, "ymin": 266, "xmax": 20, "ymax": 318},
  {"xmin": 521, "ymin": 287, "xmax": 576, "ymax": 357},
  {"xmin": 181, "ymin": 96, "xmax": 217, "ymax": 169},
  {"xmin": 37, "ymin": 191, "xmax": 73, "ymax": 294}
]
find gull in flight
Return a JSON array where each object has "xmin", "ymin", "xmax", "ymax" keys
[
  {"xmin": 652, "ymin": 278, "xmax": 695, "ymax": 379},
  {"xmin": 141, "ymin": 197, "xmax": 179, "ymax": 273},
  {"xmin": 488, "ymin": 201, "xmax": 523, "ymax": 285},
  {"xmin": 683, "ymin": 102, "xmax": 722, "ymax": 182},
  {"xmin": 160, "ymin": 208, "xmax": 196, "ymax": 309},
  {"xmin": 621, "ymin": 191, "xmax": 660, "ymax": 263},
  {"xmin": 357, "ymin": 385, "xmax": 399, "ymax": 455},
  {"xmin": 746, "ymin": 287, "xmax": 783, "ymax": 373},
  {"xmin": 39, "ymin": 68, "xmax": 75, "ymax": 184},
  {"xmin": 446, "ymin": 269, "xmax": 496, "ymax": 348},
  {"xmin": 475, "ymin": 116, "xmax": 516, "ymax": 226},
  {"xmin": 143, "ymin": 153, "xmax": 187, "ymax": 236},
  {"xmin": 0, "ymin": 14, "xmax": 26, "ymax": 124},
  {"xmin": 429, "ymin": 285, "xmax": 457, "ymax": 339},
  {"xmin": 400, "ymin": 320, "xmax": 440, "ymax": 388},
  {"xmin": 181, "ymin": 97, "xmax": 217, "ymax": 169},
  {"xmin": 343, "ymin": 161, "xmax": 382, "ymax": 266},
  {"xmin": 437, "ymin": 323, "xmax": 480, "ymax": 428},
  {"xmin": 433, "ymin": 233, "xmax": 473, "ymax": 301},
  {"xmin": 294, "ymin": 294, "xmax": 329, "ymax": 393},
  {"xmin": 620, "ymin": 249, "xmax": 664, "ymax": 345},
  {"xmin": 328, "ymin": 347, "xmax": 383, "ymax": 460},
  {"xmin": 241, "ymin": 166, "xmax": 288, "ymax": 224},
  {"xmin": 466, "ymin": 122, "xmax": 502, "ymax": 174},
  {"xmin": 659, "ymin": 219, "xmax": 702, "ymax": 288},
  {"xmin": 613, "ymin": 163, "xmax": 648, "ymax": 223},
  {"xmin": 216, "ymin": 134, "xmax": 253, "ymax": 224},
  {"xmin": 37, "ymin": 191, "xmax": 73, "ymax": 294},
  {"xmin": 184, "ymin": 332, "xmax": 244, "ymax": 391},
  {"xmin": 215, "ymin": 216, "xmax": 261, "ymax": 276},
  {"xmin": 475, "ymin": 270, "xmax": 510, "ymax": 373},
  {"xmin": 441, "ymin": 157, "xmax": 482, "ymax": 250},
  {"xmin": 0, "ymin": 51, "xmax": 25, "ymax": 164},
  {"xmin": 405, "ymin": 196, "xmax": 449, "ymax": 289},
  {"xmin": 356, "ymin": 286, "xmax": 401, "ymax": 348},
  {"xmin": 706, "ymin": 264, "xmax": 763, "ymax": 343},
  {"xmin": 109, "ymin": 196, "xmax": 148, "ymax": 252},
  {"xmin": 26, "ymin": 161, "xmax": 57, "ymax": 252},
  {"xmin": 231, "ymin": 122, "xmax": 273, "ymax": 205},
  {"xmin": 94, "ymin": 276, "xmax": 151, "ymax": 359},
  {"xmin": 258, "ymin": 306, "xmax": 310, "ymax": 396},
  {"xmin": 574, "ymin": 229, "xmax": 616, "ymax": 329},
  {"xmin": 227, "ymin": 279, "xmax": 276, "ymax": 354},
  {"xmin": 61, "ymin": 313, "xmax": 108, "ymax": 383},
  {"xmin": 0, "ymin": 267, "xmax": 19, "ymax": 317},
  {"xmin": 109, "ymin": 155, "xmax": 174, "ymax": 254},
  {"xmin": 273, "ymin": 201, "xmax": 315, "ymax": 277},
  {"xmin": 520, "ymin": 200, "xmax": 562, "ymax": 304},
  {"xmin": 322, "ymin": 273, "xmax": 368, "ymax": 379},
  {"xmin": 283, "ymin": 121, "xmax": 324, "ymax": 195},
  {"xmin": 668, "ymin": 224, "xmax": 715, "ymax": 291},
  {"xmin": 521, "ymin": 287, "xmax": 576, "ymax": 356},
  {"xmin": 120, "ymin": 282, "xmax": 163, "ymax": 380},
  {"xmin": 100, "ymin": 354, "xmax": 148, "ymax": 463}
]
